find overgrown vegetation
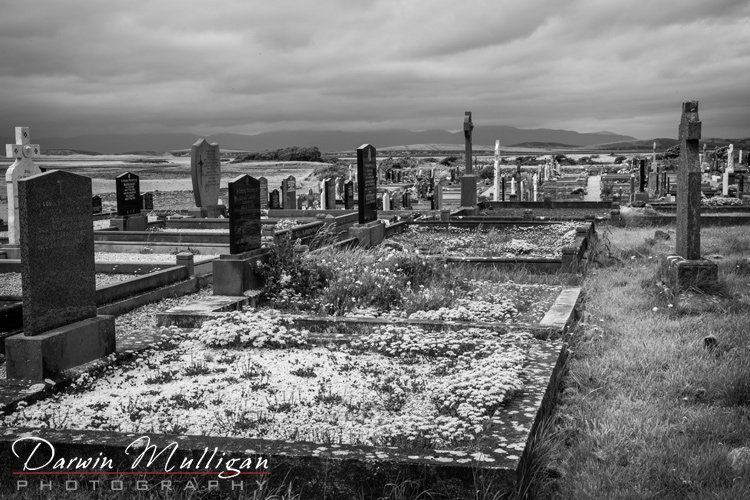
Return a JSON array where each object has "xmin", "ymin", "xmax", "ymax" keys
[{"xmin": 525, "ymin": 225, "xmax": 750, "ymax": 498}]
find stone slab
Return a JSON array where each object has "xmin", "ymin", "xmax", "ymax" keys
[
  {"xmin": 191, "ymin": 139, "xmax": 221, "ymax": 208},
  {"xmin": 666, "ymin": 255, "xmax": 718, "ymax": 290},
  {"xmin": 5, "ymin": 316, "xmax": 115, "ymax": 380},
  {"xmin": 228, "ymin": 174, "xmax": 261, "ymax": 254},
  {"xmin": 539, "ymin": 287, "xmax": 582, "ymax": 330},
  {"xmin": 348, "ymin": 220, "xmax": 385, "ymax": 248}
]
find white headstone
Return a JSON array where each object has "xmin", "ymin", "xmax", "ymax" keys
[
  {"xmin": 532, "ymin": 173, "xmax": 539, "ymax": 202},
  {"xmin": 652, "ymin": 141, "xmax": 657, "ymax": 172},
  {"xmin": 319, "ymin": 180, "xmax": 326, "ymax": 209},
  {"xmin": 727, "ymin": 144, "xmax": 734, "ymax": 172},
  {"xmin": 510, "ymin": 177, "xmax": 516, "ymax": 195},
  {"xmin": 493, "ymin": 140, "xmax": 500, "ymax": 202},
  {"xmin": 723, "ymin": 145, "xmax": 734, "ymax": 196},
  {"xmin": 5, "ymin": 127, "xmax": 42, "ymax": 245},
  {"xmin": 382, "ymin": 192, "xmax": 391, "ymax": 211}
]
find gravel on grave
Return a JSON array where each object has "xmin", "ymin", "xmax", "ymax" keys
[
  {"xmin": 0, "ymin": 273, "xmax": 136, "ymax": 296},
  {"xmin": 388, "ymin": 223, "xmax": 580, "ymax": 258}
]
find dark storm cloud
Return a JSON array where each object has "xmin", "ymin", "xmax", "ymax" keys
[{"xmin": 0, "ymin": 0, "xmax": 748, "ymax": 140}]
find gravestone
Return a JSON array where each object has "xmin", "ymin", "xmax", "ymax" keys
[
  {"xmin": 228, "ymin": 175, "xmax": 261, "ymax": 254},
  {"xmin": 382, "ymin": 192, "xmax": 391, "ymax": 211},
  {"xmin": 348, "ymin": 144, "xmax": 384, "ymax": 247},
  {"xmin": 282, "ymin": 175, "xmax": 296, "ymax": 210},
  {"xmin": 92, "ymin": 195, "xmax": 102, "ymax": 214},
  {"xmin": 325, "ymin": 177, "xmax": 337, "ymax": 210},
  {"xmin": 142, "ymin": 191, "xmax": 154, "ymax": 210},
  {"xmin": 633, "ymin": 158, "xmax": 649, "ymax": 206},
  {"xmin": 111, "ymin": 172, "xmax": 147, "ymax": 231},
  {"xmin": 5, "ymin": 127, "xmax": 42, "ymax": 245},
  {"xmin": 501, "ymin": 176, "xmax": 506, "ymax": 201},
  {"xmin": 493, "ymin": 140, "xmax": 501, "ymax": 201},
  {"xmin": 668, "ymin": 100, "xmax": 717, "ymax": 289},
  {"xmin": 319, "ymin": 180, "xmax": 327, "ymax": 209},
  {"xmin": 5, "ymin": 171, "xmax": 115, "ymax": 379},
  {"xmin": 190, "ymin": 139, "xmax": 222, "ymax": 217},
  {"xmin": 356, "ymin": 144, "xmax": 378, "ymax": 223},
  {"xmin": 433, "ymin": 183, "xmax": 443, "ymax": 210},
  {"xmin": 392, "ymin": 192, "xmax": 402, "ymax": 210},
  {"xmin": 269, "ymin": 189, "xmax": 281, "ymax": 210},
  {"xmin": 307, "ymin": 188, "xmax": 315, "ymax": 209},
  {"xmin": 723, "ymin": 144, "xmax": 734, "ymax": 196},
  {"xmin": 259, "ymin": 177, "xmax": 269, "ymax": 210},
  {"xmin": 344, "ymin": 180, "xmax": 355, "ymax": 209},
  {"xmin": 116, "ymin": 172, "xmax": 140, "ymax": 215}
]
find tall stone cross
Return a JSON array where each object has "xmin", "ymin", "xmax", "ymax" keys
[
  {"xmin": 5, "ymin": 127, "xmax": 42, "ymax": 245},
  {"xmin": 651, "ymin": 141, "xmax": 657, "ymax": 172},
  {"xmin": 727, "ymin": 144, "xmax": 734, "ymax": 172},
  {"xmin": 463, "ymin": 112, "xmax": 474, "ymax": 174},
  {"xmin": 676, "ymin": 101, "xmax": 702, "ymax": 260}
]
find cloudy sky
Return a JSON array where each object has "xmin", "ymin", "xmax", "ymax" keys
[{"xmin": 1, "ymin": 0, "xmax": 748, "ymax": 141}]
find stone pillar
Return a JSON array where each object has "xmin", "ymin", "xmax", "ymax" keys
[
  {"xmin": 676, "ymin": 101, "xmax": 702, "ymax": 260},
  {"xmin": 460, "ymin": 111, "xmax": 477, "ymax": 208},
  {"xmin": 493, "ymin": 140, "xmax": 500, "ymax": 202}
]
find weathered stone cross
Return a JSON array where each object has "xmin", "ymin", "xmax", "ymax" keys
[
  {"xmin": 5, "ymin": 127, "xmax": 42, "ymax": 245},
  {"xmin": 676, "ymin": 101, "xmax": 702, "ymax": 260},
  {"xmin": 463, "ymin": 112, "xmax": 474, "ymax": 174}
]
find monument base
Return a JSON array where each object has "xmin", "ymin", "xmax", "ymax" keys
[
  {"xmin": 212, "ymin": 248, "xmax": 269, "ymax": 296},
  {"xmin": 632, "ymin": 191, "xmax": 649, "ymax": 207},
  {"xmin": 5, "ymin": 316, "xmax": 116, "ymax": 380},
  {"xmin": 110, "ymin": 214, "xmax": 148, "ymax": 231},
  {"xmin": 460, "ymin": 175, "xmax": 478, "ymax": 207},
  {"xmin": 348, "ymin": 220, "xmax": 385, "ymax": 248},
  {"xmin": 665, "ymin": 255, "xmax": 718, "ymax": 291},
  {"xmin": 188, "ymin": 205, "xmax": 226, "ymax": 218}
]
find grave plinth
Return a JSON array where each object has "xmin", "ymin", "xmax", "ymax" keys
[
  {"xmin": 348, "ymin": 220, "xmax": 385, "ymax": 248},
  {"xmin": 110, "ymin": 214, "xmax": 148, "ymax": 231},
  {"xmin": 666, "ymin": 255, "xmax": 718, "ymax": 290},
  {"xmin": 5, "ymin": 170, "xmax": 115, "ymax": 380},
  {"xmin": 212, "ymin": 248, "xmax": 269, "ymax": 296}
]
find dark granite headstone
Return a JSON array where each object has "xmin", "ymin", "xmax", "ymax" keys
[
  {"xmin": 228, "ymin": 174, "xmax": 261, "ymax": 254},
  {"xmin": 259, "ymin": 177, "xmax": 268, "ymax": 210},
  {"xmin": 325, "ymin": 178, "xmax": 336, "ymax": 210},
  {"xmin": 92, "ymin": 195, "xmax": 102, "ymax": 214},
  {"xmin": 282, "ymin": 175, "xmax": 296, "ymax": 210},
  {"xmin": 357, "ymin": 144, "xmax": 377, "ymax": 223},
  {"xmin": 19, "ymin": 171, "xmax": 97, "ymax": 335},
  {"xmin": 676, "ymin": 101, "xmax": 702, "ymax": 260},
  {"xmin": 344, "ymin": 180, "xmax": 354, "ymax": 210},
  {"xmin": 269, "ymin": 189, "xmax": 281, "ymax": 210},
  {"xmin": 115, "ymin": 172, "xmax": 141, "ymax": 216},
  {"xmin": 142, "ymin": 192, "xmax": 154, "ymax": 210}
]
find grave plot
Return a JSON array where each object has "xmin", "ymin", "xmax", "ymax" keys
[{"xmin": 255, "ymin": 244, "xmax": 563, "ymax": 323}]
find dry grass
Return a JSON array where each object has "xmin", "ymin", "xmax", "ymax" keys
[{"xmin": 527, "ymin": 224, "xmax": 750, "ymax": 498}]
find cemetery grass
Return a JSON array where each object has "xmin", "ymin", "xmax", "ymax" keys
[{"xmin": 528, "ymin": 225, "xmax": 750, "ymax": 498}]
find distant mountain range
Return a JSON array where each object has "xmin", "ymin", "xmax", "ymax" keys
[{"xmin": 13, "ymin": 126, "xmax": 643, "ymax": 155}]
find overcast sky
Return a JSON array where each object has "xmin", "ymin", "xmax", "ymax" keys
[{"xmin": 1, "ymin": 0, "xmax": 748, "ymax": 141}]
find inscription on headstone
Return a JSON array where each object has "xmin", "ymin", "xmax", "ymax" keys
[
  {"xmin": 228, "ymin": 174, "xmax": 261, "ymax": 254},
  {"xmin": 191, "ymin": 139, "xmax": 221, "ymax": 209},
  {"xmin": 357, "ymin": 144, "xmax": 378, "ymax": 223},
  {"xmin": 115, "ymin": 172, "xmax": 141, "ymax": 215},
  {"xmin": 19, "ymin": 171, "xmax": 97, "ymax": 335}
]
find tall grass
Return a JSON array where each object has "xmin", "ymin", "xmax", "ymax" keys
[{"xmin": 531, "ymin": 224, "xmax": 750, "ymax": 498}]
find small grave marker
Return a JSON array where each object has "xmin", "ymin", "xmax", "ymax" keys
[
  {"xmin": 190, "ymin": 139, "xmax": 221, "ymax": 217},
  {"xmin": 259, "ymin": 177, "xmax": 268, "ymax": 210},
  {"xmin": 92, "ymin": 195, "xmax": 102, "ymax": 214},
  {"xmin": 344, "ymin": 180, "xmax": 355, "ymax": 209},
  {"xmin": 325, "ymin": 177, "xmax": 337, "ymax": 210},
  {"xmin": 269, "ymin": 189, "xmax": 281, "ymax": 209},
  {"xmin": 282, "ymin": 175, "xmax": 296, "ymax": 210}
]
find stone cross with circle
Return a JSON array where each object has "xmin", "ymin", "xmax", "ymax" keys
[{"xmin": 6, "ymin": 127, "xmax": 41, "ymax": 160}]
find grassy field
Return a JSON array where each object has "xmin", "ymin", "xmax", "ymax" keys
[{"xmin": 526, "ymin": 225, "xmax": 750, "ymax": 499}]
